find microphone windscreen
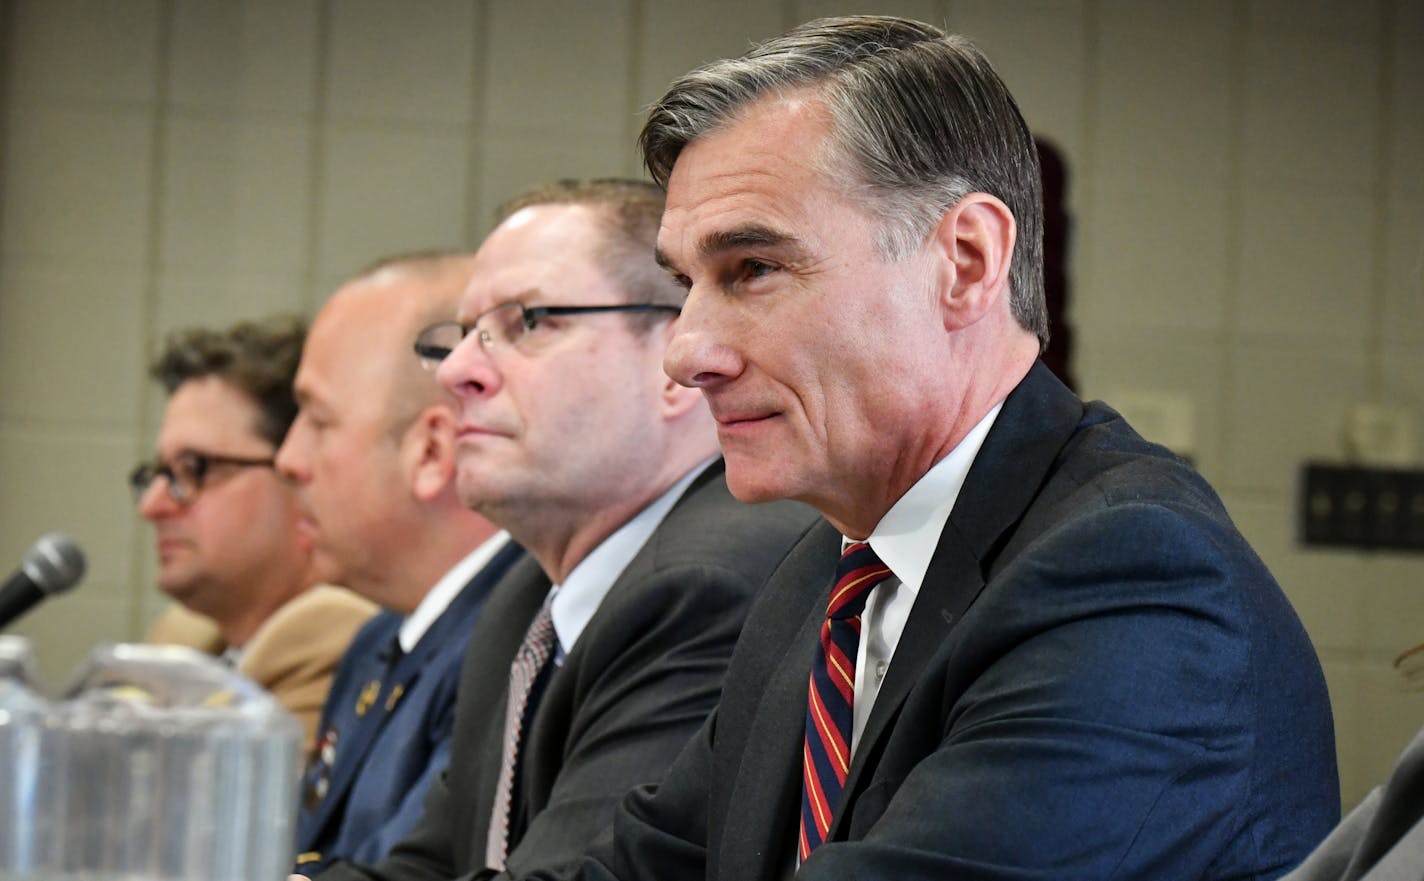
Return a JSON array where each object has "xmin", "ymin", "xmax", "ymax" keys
[{"xmin": 22, "ymin": 532, "xmax": 87, "ymax": 595}]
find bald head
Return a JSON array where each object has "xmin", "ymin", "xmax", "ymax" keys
[
  {"xmin": 316, "ymin": 253, "xmax": 476, "ymax": 429},
  {"xmin": 276, "ymin": 252, "xmax": 496, "ymax": 611}
]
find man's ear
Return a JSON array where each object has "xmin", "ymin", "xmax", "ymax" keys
[
  {"xmin": 404, "ymin": 405, "xmax": 457, "ymax": 502},
  {"xmin": 930, "ymin": 192, "xmax": 1017, "ymax": 331},
  {"xmin": 661, "ymin": 373, "xmax": 706, "ymax": 420},
  {"xmin": 654, "ymin": 321, "xmax": 706, "ymax": 420}
]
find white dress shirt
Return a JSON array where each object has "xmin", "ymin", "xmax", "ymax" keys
[
  {"xmin": 546, "ymin": 458, "xmax": 717, "ymax": 663},
  {"xmin": 849, "ymin": 403, "xmax": 1001, "ymax": 749},
  {"xmin": 398, "ymin": 531, "xmax": 514, "ymax": 654}
]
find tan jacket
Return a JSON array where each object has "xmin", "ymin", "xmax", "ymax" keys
[{"xmin": 145, "ymin": 586, "xmax": 377, "ymax": 756}]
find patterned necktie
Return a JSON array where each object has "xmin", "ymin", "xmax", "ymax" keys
[
  {"xmin": 799, "ymin": 541, "xmax": 892, "ymax": 860},
  {"xmin": 486, "ymin": 597, "xmax": 557, "ymax": 871}
]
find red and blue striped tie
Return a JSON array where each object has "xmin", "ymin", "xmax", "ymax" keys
[{"xmin": 799, "ymin": 541, "xmax": 892, "ymax": 860}]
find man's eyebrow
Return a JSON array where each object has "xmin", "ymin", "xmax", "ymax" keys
[
  {"xmin": 656, "ymin": 224, "xmax": 799, "ymax": 272},
  {"xmin": 700, "ymin": 224, "xmax": 796, "ymax": 257}
]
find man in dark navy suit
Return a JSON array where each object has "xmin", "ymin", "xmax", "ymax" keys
[
  {"xmin": 278, "ymin": 253, "xmax": 524, "ymax": 875},
  {"xmin": 512, "ymin": 16, "xmax": 1339, "ymax": 881}
]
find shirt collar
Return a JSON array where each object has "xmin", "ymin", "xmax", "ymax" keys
[
  {"xmin": 398, "ymin": 531, "xmax": 513, "ymax": 653},
  {"xmin": 548, "ymin": 457, "xmax": 716, "ymax": 655},
  {"xmin": 859, "ymin": 403, "xmax": 1002, "ymax": 593}
]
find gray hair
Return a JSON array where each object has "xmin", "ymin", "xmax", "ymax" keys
[{"xmin": 639, "ymin": 15, "xmax": 1047, "ymax": 346}]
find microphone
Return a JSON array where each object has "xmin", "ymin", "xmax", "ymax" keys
[{"xmin": 0, "ymin": 533, "xmax": 87, "ymax": 630}]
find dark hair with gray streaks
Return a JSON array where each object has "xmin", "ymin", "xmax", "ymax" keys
[{"xmin": 639, "ymin": 15, "xmax": 1047, "ymax": 347}]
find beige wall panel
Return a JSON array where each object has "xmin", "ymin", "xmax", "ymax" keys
[
  {"xmin": 794, "ymin": 1, "xmax": 940, "ymax": 26},
  {"xmin": 950, "ymin": 0, "xmax": 1087, "ymax": 163},
  {"xmin": 1241, "ymin": 35, "xmax": 1380, "ymax": 190},
  {"xmin": 1094, "ymin": 0, "xmax": 1234, "ymax": 186},
  {"xmin": 327, "ymin": 0, "xmax": 477, "ymax": 126},
  {"xmin": 1, "ymin": 108, "xmax": 154, "ymax": 267},
  {"xmin": 1388, "ymin": 2, "xmax": 1423, "ymax": 194},
  {"xmin": 1077, "ymin": 181, "xmax": 1231, "ymax": 335},
  {"xmin": 1235, "ymin": 186, "xmax": 1376, "ymax": 343},
  {"xmin": 152, "ymin": 269, "xmax": 310, "ymax": 340},
  {"xmin": 1247, "ymin": 0, "xmax": 1383, "ymax": 40},
  {"xmin": 0, "ymin": 262, "xmax": 146, "ymax": 429},
  {"xmin": 1381, "ymin": 194, "xmax": 1424, "ymax": 347},
  {"xmin": 1224, "ymin": 343, "xmax": 1369, "ymax": 493},
  {"xmin": 8, "ymin": 0, "xmax": 160, "ymax": 104},
  {"xmin": 315, "ymin": 127, "xmax": 470, "ymax": 279},
  {"xmin": 635, "ymin": 0, "xmax": 787, "ymax": 150},
  {"xmin": 160, "ymin": 118, "xmax": 313, "ymax": 275},
  {"xmin": 1075, "ymin": 330, "xmax": 1227, "ymax": 480},
  {"xmin": 485, "ymin": 0, "xmax": 632, "ymax": 138},
  {"xmin": 475, "ymin": 128, "xmax": 635, "ymax": 234},
  {"xmin": 0, "ymin": 428, "xmax": 141, "ymax": 607},
  {"xmin": 168, "ymin": 0, "xmax": 321, "ymax": 116}
]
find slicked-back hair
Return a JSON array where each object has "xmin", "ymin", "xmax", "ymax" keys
[
  {"xmin": 497, "ymin": 178, "xmax": 684, "ymax": 333},
  {"xmin": 639, "ymin": 15, "xmax": 1048, "ymax": 346},
  {"xmin": 151, "ymin": 315, "xmax": 307, "ymax": 447}
]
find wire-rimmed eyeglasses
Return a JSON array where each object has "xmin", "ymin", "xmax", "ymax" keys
[
  {"xmin": 128, "ymin": 450, "xmax": 276, "ymax": 505},
  {"xmin": 413, "ymin": 301, "xmax": 682, "ymax": 369}
]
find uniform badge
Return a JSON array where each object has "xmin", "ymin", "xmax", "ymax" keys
[
  {"xmin": 385, "ymin": 683, "xmax": 405, "ymax": 712},
  {"xmin": 356, "ymin": 679, "xmax": 381, "ymax": 716},
  {"xmin": 302, "ymin": 725, "xmax": 339, "ymax": 810}
]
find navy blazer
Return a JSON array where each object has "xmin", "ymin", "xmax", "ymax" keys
[
  {"xmin": 546, "ymin": 362, "xmax": 1339, "ymax": 881},
  {"xmin": 294, "ymin": 540, "xmax": 525, "ymax": 875}
]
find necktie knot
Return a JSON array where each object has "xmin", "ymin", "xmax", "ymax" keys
[{"xmin": 827, "ymin": 541, "xmax": 891, "ymax": 620}]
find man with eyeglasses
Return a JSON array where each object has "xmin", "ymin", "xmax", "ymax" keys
[
  {"xmin": 307, "ymin": 179, "xmax": 818, "ymax": 881},
  {"xmin": 132, "ymin": 316, "xmax": 376, "ymax": 753}
]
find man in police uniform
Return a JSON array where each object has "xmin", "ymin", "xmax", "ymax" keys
[{"xmin": 278, "ymin": 253, "xmax": 523, "ymax": 874}]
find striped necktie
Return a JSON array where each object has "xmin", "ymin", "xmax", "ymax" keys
[
  {"xmin": 799, "ymin": 541, "xmax": 892, "ymax": 860},
  {"xmin": 486, "ymin": 598, "xmax": 557, "ymax": 870}
]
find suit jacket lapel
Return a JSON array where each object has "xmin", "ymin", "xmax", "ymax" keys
[
  {"xmin": 833, "ymin": 363, "xmax": 1085, "ymax": 835},
  {"xmin": 725, "ymin": 596, "xmax": 826, "ymax": 877},
  {"xmin": 715, "ymin": 519, "xmax": 840, "ymax": 881},
  {"xmin": 312, "ymin": 543, "xmax": 525, "ymax": 841},
  {"xmin": 306, "ymin": 621, "xmax": 402, "ymax": 836},
  {"xmin": 454, "ymin": 554, "xmax": 551, "ymax": 869}
]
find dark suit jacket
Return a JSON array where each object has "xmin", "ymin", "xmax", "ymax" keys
[
  {"xmin": 551, "ymin": 363, "xmax": 1338, "ymax": 881},
  {"xmin": 1284, "ymin": 723, "xmax": 1424, "ymax": 881},
  {"xmin": 295, "ymin": 540, "xmax": 524, "ymax": 875},
  {"xmin": 320, "ymin": 462, "xmax": 820, "ymax": 881}
]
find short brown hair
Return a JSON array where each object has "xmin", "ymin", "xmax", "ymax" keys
[
  {"xmin": 497, "ymin": 178, "xmax": 682, "ymax": 330},
  {"xmin": 151, "ymin": 315, "xmax": 307, "ymax": 447}
]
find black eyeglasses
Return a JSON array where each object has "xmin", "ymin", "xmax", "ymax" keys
[
  {"xmin": 129, "ymin": 451, "xmax": 276, "ymax": 505},
  {"xmin": 413, "ymin": 301, "xmax": 682, "ymax": 368}
]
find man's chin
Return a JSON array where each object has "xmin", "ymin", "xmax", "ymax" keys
[
  {"xmin": 157, "ymin": 578, "xmax": 195, "ymax": 601},
  {"xmin": 722, "ymin": 467, "xmax": 794, "ymax": 506}
]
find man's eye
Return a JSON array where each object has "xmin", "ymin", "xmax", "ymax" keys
[{"xmin": 743, "ymin": 259, "xmax": 776, "ymax": 280}]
